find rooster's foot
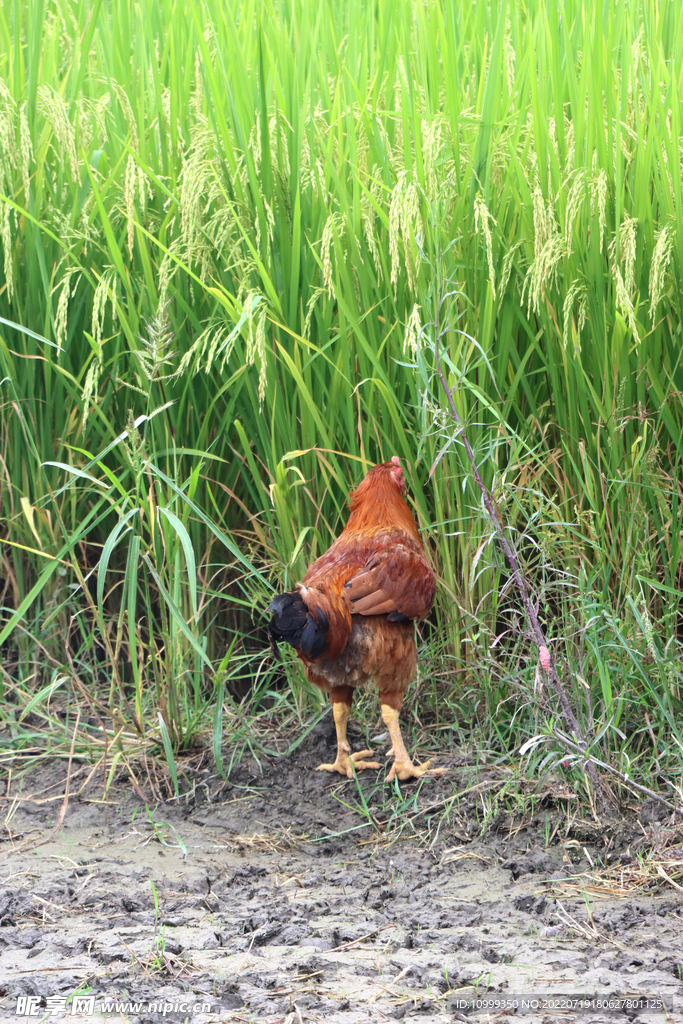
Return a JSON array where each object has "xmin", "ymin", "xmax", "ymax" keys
[
  {"xmin": 385, "ymin": 758, "xmax": 446, "ymax": 783},
  {"xmin": 317, "ymin": 750, "xmax": 381, "ymax": 778}
]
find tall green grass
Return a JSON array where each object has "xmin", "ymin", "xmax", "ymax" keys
[{"xmin": 1, "ymin": 0, "xmax": 682, "ymax": 793}]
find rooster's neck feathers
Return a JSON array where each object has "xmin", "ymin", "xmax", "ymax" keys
[{"xmin": 345, "ymin": 464, "xmax": 419, "ymax": 538}]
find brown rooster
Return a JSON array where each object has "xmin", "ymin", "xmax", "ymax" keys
[{"xmin": 267, "ymin": 457, "xmax": 443, "ymax": 782}]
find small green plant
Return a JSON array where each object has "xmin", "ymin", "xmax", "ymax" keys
[
  {"xmin": 144, "ymin": 806, "xmax": 188, "ymax": 856},
  {"xmin": 148, "ymin": 926, "xmax": 167, "ymax": 973},
  {"xmin": 150, "ymin": 878, "xmax": 160, "ymax": 924}
]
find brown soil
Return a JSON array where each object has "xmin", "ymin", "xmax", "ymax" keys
[{"xmin": 1, "ymin": 718, "xmax": 682, "ymax": 1023}]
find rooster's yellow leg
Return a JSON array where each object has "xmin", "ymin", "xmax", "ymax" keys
[
  {"xmin": 380, "ymin": 702, "xmax": 446, "ymax": 783},
  {"xmin": 317, "ymin": 689, "xmax": 380, "ymax": 779}
]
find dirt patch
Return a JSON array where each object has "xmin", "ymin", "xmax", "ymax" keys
[{"xmin": 1, "ymin": 718, "xmax": 682, "ymax": 1022}]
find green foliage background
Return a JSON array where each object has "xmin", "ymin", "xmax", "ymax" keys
[{"xmin": 1, "ymin": 0, "xmax": 682, "ymax": 786}]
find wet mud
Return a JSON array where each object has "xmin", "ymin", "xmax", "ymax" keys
[{"xmin": 1, "ymin": 718, "xmax": 682, "ymax": 1022}]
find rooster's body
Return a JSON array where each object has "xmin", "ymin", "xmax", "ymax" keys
[{"xmin": 268, "ymin": 457, "xmax": 442, "ymax": 782}]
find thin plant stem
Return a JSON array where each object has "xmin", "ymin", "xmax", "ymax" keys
[{"xmin": 430, "ymin": 281, "xmax": 605, "ymax": 796}]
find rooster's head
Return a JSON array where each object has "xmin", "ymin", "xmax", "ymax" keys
[{"xmin": 389, "ymin": 456, "xmax": 406, "ymax": 493}]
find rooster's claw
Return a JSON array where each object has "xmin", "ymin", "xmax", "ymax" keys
[
  {"xmin": 384, "ymin": 758, "xmax": 447, "ymax": 783},
  {"xmin": 317, "ymin": 750, "xmax": 381, "ymax": 778}
]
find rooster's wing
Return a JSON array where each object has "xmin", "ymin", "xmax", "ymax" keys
[{"xmin": 342, "ymin": 544, "xmax": 435, "ymax": 620}]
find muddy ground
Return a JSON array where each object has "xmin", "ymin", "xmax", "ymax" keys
[{"xmin": 1, "ymin": 717, "xmax": 682, "ymax": 1023}]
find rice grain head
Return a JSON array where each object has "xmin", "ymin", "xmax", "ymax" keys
[
  {"xmin": 0, "ymin": 201, "xmax": 13, "ymax": 303},
  {"xmin": 53, "ymin": 271, "xmax": 80, "ymax": 354},
  {"xmin": 401, "ymin": 177, "xmax": 423, "ymax": 294},
  {"xmin": 193, "ymin": 52, "xmax": 203, "ymax": 118},
  {"xmin": 19, "ymin": 104, "xmax": 32, "ymax": 201},
  {"xmin": 648, "ymin": 223, "xmax": 673, "ymax": 321},
  {"xmin": 361, "ymin": 167, "xmax": 382, "ymax": 280},
  {"xmin": 562, "ymin": 278, "xmax": 588, "ymax": 352},
  {"xmin": 304, "ymin": 287, "xmax": 325, "ymax": 341},
  {"xmin": 523, "ymin": 234, "xmax": 564, "ymax": 318},
  {"xmin": 180, "ymin": 141, "xmax": 211, "ymax": 261},
  {"xmin": 81, "ymin": 358, "xmax": 101, "ymax": 430},
  {"xmin": 37, "ymin": 85, "xmax": 78, "ymax": 179},
  {"xmin": 564, "ymin": 117, "xmax": 575, "ymax": 173},
  {"xmin": 112, "ymin": 83, "xmax": 139, "ymax": 152},
  {"xmin": 474, "ymin": 192, "xmax": 497, "ymax": 299},
  {"xmin": 564, "ymin": 170, "xmax": 585, "ymax": 257},
  {"xmin": 504, "ymin": 32, "xmax": 516, "ymax": 95},
  {"xmin": 532, "ymin": 181, "xmax": 553, "ymax": 259},
  {"xmin": 321, "ymin": 213, "xmax": 336, "ymax": 298},
  {"xmin": 619, "ymin": 214, "xmax": 638, "ymax": 295},
  {"xmin": 77, "ymin": 98, "xmax": 96, "ymax": 155},
  {"xmin": 499, "ymin": 239, "xmax": 525, "ymax": 299},
  {"xmin": 244, "ymin": 293, "xmax": 268, "ymax": 409},
  {"xmin": 300, "ymin": 131, "xmax": 315, "ymax": 196},
  {"xmin": 630, "ymin": 30, "xmax": 643, "ymax": 121},
  {"xmin": 375, "ymin": 117, "xmax": 394, "ymax": 165},
  {"xmin": 422, "ymin": 117, "xmax": 442, "ymax": 204},
  {"xmin": 91, "ymin": 272, "xmax": 113, "ymax": 353},
  {"xmin": 268, "ymin": 114, "xmax": 291, "ymax": 178},
  {"xmin": 589, "ymin": 165, "xmax": 608, "ymax": 254},
  {"xmin": 0, "ymin": 91, "xmax": 16, "ymax": 221},
  {"xmin": 125, "ymin": 154, "xmax": 137, "ymax": 260},
  {"xmin": 403, "ymin": 303, "xmax": 422, "ymax": 356},
  {"xmin": 250, "ymin": 113, "xmax": 261, "ymax": 172},
  {"xmin": 613, "ymin": 264, "xmax": 639, "ymax": 341},
  {"xmin": 90, "ymin": 94, "xmax": 110, "ymax": 148}
]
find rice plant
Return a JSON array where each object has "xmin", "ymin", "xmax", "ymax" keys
[{"xmin": 1, "ymin": 0, "xmax": 682, "ymax": 795}]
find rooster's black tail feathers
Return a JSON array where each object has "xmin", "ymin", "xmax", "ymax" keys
[{"xmin": 267, "ymin": 592, "xmax": 327, "ymax": 660}]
